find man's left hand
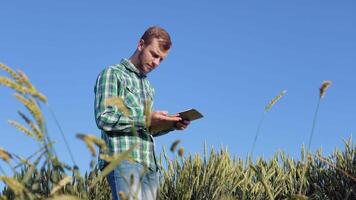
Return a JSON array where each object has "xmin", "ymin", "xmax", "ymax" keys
[{"xmin": 175, "ymin": 120, "xmax": 190, "ymax": 130}]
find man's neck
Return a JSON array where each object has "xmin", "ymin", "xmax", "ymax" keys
[
  {"xmin": 129, "ymin": 54, "xmax": 138, "ymax": 68},
  {"xmin": 129, "ymin": 54, "xmax": 145, "ymax": 75}
]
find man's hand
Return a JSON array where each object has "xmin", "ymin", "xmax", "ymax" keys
[
  {"xmin": 150, "ymin": 111, "xmax": 191, "ymax": 131},
  {"xmin": 174, "ymin": 119, "xmax": 190, "ymax": 130},
  {"xmin": 150, "ymin": 111, "xmax": 181, "ymax": 127}
]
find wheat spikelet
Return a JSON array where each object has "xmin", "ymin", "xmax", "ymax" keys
[
  {"xmin": 15, "ymin": 70, "xmax": 33, "ymax": 90},
  {"xmin": 0, "ymin": 176, "xmax": 24, "ymax": 195},
  {"xmin": 31, "ymin": 91, "xmax": 47, "ymax": 103},
  {"xmin": 0, "ymin": 77, "xmax": 29, "ymax": 94},
  {"xmin": 17, "ymin": 70, "xmax": 48, "ymax": 103},
  {"xmin": 18, "ymin": 111, "xmax": 43, "ymax": 141},
  {"xmin": 144, "ymin": 99, "xmax": 152, "ymax": 128},
  {"xmin": 1, "ymin": 64, "xmax": 47, "ymax": 103},
  {"xmin": 319, "ymin": 80, "xmax": 332, "ymax": 98},
  {"xmin": 0, "ymin": 148, "xmax": 12, "ymax": 163},
  {"xmin": 17, "ymin": 111, "xmax": 43, "ymax": 141},
  {"xmin": 0, "ymin": 147, "xmax": 12, "ymax": 163},
  {"xmin": 76, "ymin": 134, "xmax": 107, "ymax": 156},
  {"xmin": 17, "ymin": 111, "xmax": 31, "ymax": 124},
  {"xmin": 29, "ymin": 121, "xmax": 43, "ymax": 141},
  {"xmin": 99, "ymin": 154, "xmax": 115, "ymax": 162},
  {"xmin": 89, "ymin": 135, "xmax": 107, "ymax": 152},
  {"xmin": 118, "ymin": 191, "xmax": 128, "ymax": 200},
  {"xmin": 0, "ymin": 63, "xmax": 22, "ymax": 84},
  {"xmin": 251, "ymin": 90, "xmax": 286, "ymax": 157},
  {"xmin": 8, "ymin": 120, "xmax": 35, "ymax": 138},
  {"xmin": 178, "ymin": 147, "xmax": 185, "ymax": 157},
  {"xmin": 50, "ymin": 176, "xmax": 72, "ymax": 196},
  {"xmin": 105, "ymin": 97, "xmax": 130, "ymax": 117},
  {"xmin": 13, "ymin": 93, "xmax": 43, "ymax": 128},
  {"xmin": 78, "ymin": 133, "xmax": 107, "ymax": 151},
  {"xmin": 265, "ymin": 90, "xmax": 287, "ymax": 112},
  {"xmin": 170, "ymin": 140, "xmax": 181, "ymax": 152},
  {"xmin": 77, "ymin": 133, "xmax": 107, "ymax": 156},
  {"xmin": 76, "ymin": 134, "xmax": 97, "ymax": 156}
]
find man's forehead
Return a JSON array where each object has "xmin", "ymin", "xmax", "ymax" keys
[
  {"xmin": 156, "ymin": 48, "xmax": 168, "ymax": 57},
  {"xmin": 149, "ymin": 39, "xmax": 169, "ymax": 56}
]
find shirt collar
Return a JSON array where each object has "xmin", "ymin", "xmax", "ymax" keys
[{"xmin": 121, "ymin": 58, "xmax": 147, "ymax": 78}]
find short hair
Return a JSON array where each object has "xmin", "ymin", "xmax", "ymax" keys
[{"xmin": 141, "ymin": 26, "xmax": 172, "ymax": 51}]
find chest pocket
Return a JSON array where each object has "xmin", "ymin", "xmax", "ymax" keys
[{"xmin": 124, "ymin": 85, "xmax": 141, "ymax": 108}]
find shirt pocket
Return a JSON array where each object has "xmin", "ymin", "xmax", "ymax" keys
[{"xmin": 124, "ymin": 85, "xmax": 141, "ymax": 108}]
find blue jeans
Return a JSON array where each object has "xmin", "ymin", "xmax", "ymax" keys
[{"xmin": 107, "ymin": 160, "xmax": 160, "ymax": 200}]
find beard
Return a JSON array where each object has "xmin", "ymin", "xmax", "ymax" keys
[
  {"xmin": 136, "ymin": 51, "xmax": 144, "ymax": 70},
  {"xmin": 136, "ymin": 51, "xmax": 150, "ymax": 74},
  {"xmin": 136, "ymin": 51, "xmax": 152, "ymax": 74}
]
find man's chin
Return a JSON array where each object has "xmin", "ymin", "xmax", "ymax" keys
[{"xmin": 143, "ymin": 66, "xmax": 153, "ymax": 74}]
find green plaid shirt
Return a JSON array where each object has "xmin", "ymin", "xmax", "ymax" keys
[{"xmin": 95, "ymin": 59, "xmax": 166, "ymax": 171}]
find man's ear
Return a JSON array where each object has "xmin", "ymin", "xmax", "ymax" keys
[{"xmin": 137, "ymin": 39, "xmax": 145, "ymax": 51}]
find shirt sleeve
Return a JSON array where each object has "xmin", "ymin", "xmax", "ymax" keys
[{"xmin": 94, "ymin": 68, "xmax": 145, "ymax": 132}]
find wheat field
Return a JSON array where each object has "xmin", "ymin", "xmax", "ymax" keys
[{"xmin": 0, "ymin": 64, "xmax": 355, "ymax": 200}]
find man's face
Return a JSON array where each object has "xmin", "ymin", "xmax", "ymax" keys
[{"xmin": 137, "ymin": 38, "xmax": 169, "ymax": 74}]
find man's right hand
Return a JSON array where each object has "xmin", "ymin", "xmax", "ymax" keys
[{"xmin": 150, "ymin": 110, "xmax": 181, "ymax": 127}]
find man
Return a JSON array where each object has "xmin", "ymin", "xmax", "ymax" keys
[{"xmin": 94, "ymin": 26, "xmax": 190, "ymax": 200}]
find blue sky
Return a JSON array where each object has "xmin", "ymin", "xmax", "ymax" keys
[{"xmin": 0, "ymin": 0, "xmax": 355, "ymax": 178}]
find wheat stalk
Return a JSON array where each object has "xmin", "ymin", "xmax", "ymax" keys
[
  {"xmin": 308, "ymin": 81, "xmax": 332, "ymax": 156},
  {"xmin": 251, "ymin": 90, "xmax": 287, "ymax": 157},
  {"xmin": 299, "ymin": 80, "xmax": 332, "ymax": 194}
]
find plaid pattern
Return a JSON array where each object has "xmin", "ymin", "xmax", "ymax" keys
[{"xmin": 95, "ymin": 59, "xmax": 161, "ymax": 171}]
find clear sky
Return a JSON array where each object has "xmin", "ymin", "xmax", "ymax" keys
[{"xmin": 1, "ymin": 0, "xmax": 355, "ymax": 178}]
